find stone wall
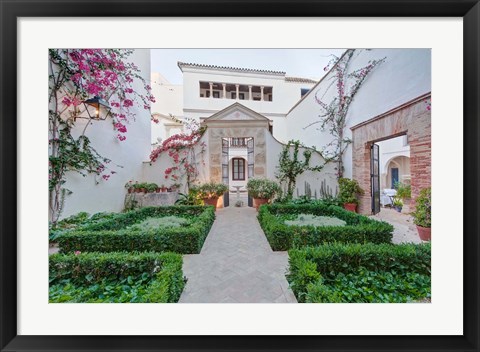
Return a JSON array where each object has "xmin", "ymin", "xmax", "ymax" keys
[
  {"xmin": 208, "ymin": 127, "xmax": 267, "ymax": 183},
  {"xmin": 123, "ymin": 192, "xmax": 179, "ymax": 210},
  {"xmin": 352, "ymin": 95, "xmax": 431, "ymax": 214}
]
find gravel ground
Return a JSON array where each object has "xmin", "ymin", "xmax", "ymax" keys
[{"xmin": 369, "ymin": 207, "xmax": 424, "ymax": 244}]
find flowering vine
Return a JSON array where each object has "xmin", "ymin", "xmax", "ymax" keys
[
  {"xmin": 49, "ymin": 49, "xmax": 153, "ymax": 223},
  {"xmin": 150, "ymin": 117, "xmax": 206, "ymax": 190},
  {"xmin": 305, "ymin": 49, "xmax": 386, "ymax": 178}
]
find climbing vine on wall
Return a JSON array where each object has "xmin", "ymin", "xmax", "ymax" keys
[
  {"xmin": 149, "ymin": 117, "xmax": 206, "ymax": 191},
  {"xmin": 49, "ymin": 49, "xmax": 153, "ymax": 223},
  {"xmin": 305, "ymin": 49, "xmax": 386, "ymax": 179},
  {"xmin": 276, "ymin": 140, "xmax": 324, "ymax": 200}
]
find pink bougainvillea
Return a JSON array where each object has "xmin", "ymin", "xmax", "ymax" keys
[{"xmin": 149, "ymin": 118, "xmax": 206, "ymax": 189}]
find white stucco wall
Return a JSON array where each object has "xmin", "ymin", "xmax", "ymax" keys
[
  {"xmin": 181, "ymin": 68, "xmax": 315, "ymax": 142},
  {"xmin": 265, "ymin": 132, "xmax": 337, "ymax": 199},
  {"xmin": 61, "ymin": 49, "xmax": 152, "ymax": 218},
  {"xmin": 285, "ymin": 49, "xmax": 431, "ymax": 179}
]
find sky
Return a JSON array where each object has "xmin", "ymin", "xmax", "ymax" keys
[{"xmin": 151, "ymin": 49, "xmax": 346, "ymax": 85}]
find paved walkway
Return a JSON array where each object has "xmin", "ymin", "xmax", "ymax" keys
[
  {"xmin": 370, "ymin": 207, "xmax": 423, "ymax": 244},
  {"xmin": 179, "ymin": 206, "xmax": 297, "ymax": 303}
]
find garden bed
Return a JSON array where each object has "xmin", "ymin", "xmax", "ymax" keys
[
  {"xmin": 287, "ymin": 242, "xmax": 431, "ymax": 303},
  {"xmin": 258, "ymin": 203, "xmax": 393, "ymax": 251},
  {"xmin": 49, "ymin": 251, "xmax": 185, "ymax": 303},
  {"xmin": 55, "ymin": 205, "xmax": 215, "ymax": 254}
]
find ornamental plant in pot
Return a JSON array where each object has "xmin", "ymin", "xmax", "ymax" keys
[
  {"xmin": 197, "ymin": 182, "xmax": 228, "ymax": 209},
  {"xmin": 338, "ymin": 178, "xmax": 364, "ymax": 213},
  {"xmin": 412, "ymin": 187, "xmax": 431, "ymax": 241},
  {"xmin": 392, "ymin": 196, "xmax": 403, "ymax": 212},
  {"xmin": 145, "ymin": 183, "xmax": 158, "ymax": 193},
  {"xmin": 246, "ymin": 178, "xmax": 281, "ymax": 210},
  {"xmin": 394, "ymin": 181, "xmax": 412, "ymax": 207}
]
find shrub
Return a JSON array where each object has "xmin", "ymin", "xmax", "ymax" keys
[
  {"xmin": 49, "ymin": 251, "xmax": 184, "ymax": 303},
  {"xmin": 412, "ymin": 187, "xmax": 431, "ymax": 228},
  {"xmin": 394, "ymin": 181, "xmax": 411, "ymax": 199},
  {"xmin": 56, "ymin": 206, "xmax": 215, "ymax": 254},
  {"xmin": 258, "ymin": 203, "xmax": 393, "ymax": 251},
  {"xmin": 197, "ymin": 182, "xmax": 228, "ymax": 199},
  {"xmin": 287, "ymin": 242, "xmax": 431, "ymax": 303},
  {"xmin": 246, "ymin": 178, "xmax": 281, "ymax": 199},
  {"xmin": 338, "ymin": 178, "xmax": 363, "ymax": 205}
]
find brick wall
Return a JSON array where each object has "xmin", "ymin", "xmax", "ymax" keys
[{"xmin": 352, "ymin": 95, "xmax": 431, "ymax": 214}]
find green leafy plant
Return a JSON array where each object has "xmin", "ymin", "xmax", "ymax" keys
[
  {"xmin": 197, "ymin": 182, "xmax": 228, "ymax": 199},
  {"xmin": 56, "ymin": 206, "xmax": 215, "ymax": 254},
  {"xmin": 257, "ymin": 203, "xmax": 393, "ymax": 251},
  {"xmin": 338, "ymin": 178, "xmax": 363, "ymax": 205},
  {"xmin": 392, "ymin": 196, "xmax": 403, "ymax": 207},
  {"xmin": 394, "ymin": 181, "xmax": 411, "ymax": 200},
  {"xmin": 412, "ymin": 187, "xmax": 431, "ymax": 228},
  {"xmin": 145, "ymin": 183, "xmax": 158, "ymax": 193},
  {"xmin": 246, "ymin": 178, "xmax": 281, "ymax": 199},
  {"xmin": 276, "ymin": 140, "xmax": 324, "ymax": 200},
  {"xmin": 175, "ymin": 186, "xmax": 204, "ymax": 206},
  {"xmin": 49, "ymin": 251, "xmax": 184, "ymax": 303},
  {"xmin": 287, "ymin": 242, "xmax": 431, "ymax": 302}
]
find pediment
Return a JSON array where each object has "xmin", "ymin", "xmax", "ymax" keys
[{"xmin": 204, "ymin": 103, "xmax": 270, "ymax": 122}]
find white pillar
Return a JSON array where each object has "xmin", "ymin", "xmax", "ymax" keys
[
  {"xmin": 235, "ymin": 84, "xmax": 239, "ymax": 100},
  {"xmin": 260, "ymin": 86, "xmax": 264, "ymax": 101},
  {"xmin": 248, "ymin": 85, "xmax": 252, "ymax": 100},
  {"xmin": 209, "ymin": 82, "xmax": 213, "ymax": 98},
  {"xmin": 222, "ymin": 83, "xmax": 226, "ymax": 99}
]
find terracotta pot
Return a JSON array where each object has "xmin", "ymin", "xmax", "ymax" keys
[
  {"xmin": 140, "ymin": 188, "xmax": 146, "ymax": 193},
  {"xmin": 203, "ymin": 197, "xmax": 219, "ymax": 209},
  {"xmin": 160, "ymin": 187, "xmax": 167, "ymax": 192},
  {"xmin": 156, "ymin": 188, "xmax": 161, "ymax": 193},
  {"xmin": 127, "ymin": 188, "xmax": 133, "ymax": 194},
  {"xmin": 343, "ymin": 203, "xmax": 357, "ymax": 213},
  {"xmin": 253, "ymin": 198, "xmax": 269, "ymax": 210},
  {"xmin": 416, "ymin": 225, "xmax": 431, "ymax": 241},
  {"xmin": 135, "ymin": 188, "xmax": 141, "ymax": 193}
]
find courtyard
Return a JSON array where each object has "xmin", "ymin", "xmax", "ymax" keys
[{"xmin": 48, "ymin": 48, "xmax": 431, "ymax": 304}]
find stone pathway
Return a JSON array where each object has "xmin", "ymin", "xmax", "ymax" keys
[
  {"xmin": 179, "ymin": 206, "xmax": 297, "ymax": 303},
  {"xmin": 370, "ymin": 207, "xmax": 423, "ymax": 244}
]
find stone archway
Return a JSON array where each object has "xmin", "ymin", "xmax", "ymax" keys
[{"xmin": 351, "ymin": 94, "xmax": 431, "ymax": 214}]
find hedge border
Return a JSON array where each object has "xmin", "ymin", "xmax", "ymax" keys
[
  {"xmin": 287, "ymin": 242, "xmax": 431, "ymax": 302},
  {"xmin": 56, "ymin": 206, "xmax": 215, "ymax": 254},
  {"xmin": 258, "ymin": 203, "xmax": 394, "ymax": 251},
  {"xmin": 49, "ymin": 251, "xmax": 185, "ymax": 303}
]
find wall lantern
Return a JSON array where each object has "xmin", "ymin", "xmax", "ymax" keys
[{"xmin": 82, "ymin": 96, "xmax": 112, "ymax": 120}]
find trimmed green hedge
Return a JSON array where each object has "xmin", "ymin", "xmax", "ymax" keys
[
  {"xmin": 288, "ymin": 242, "xmax": 431, "ymax": 303},
  {"xmin": 56, "ymin": 206, "xmax": 215, "ymax": 254},
  {"xmin": 49, "ymin": 251, "xmax": 185, "ymax": 303},
  {"xmin": 258, "ymin": 203, "xmax": 393, "ymax": 251}
]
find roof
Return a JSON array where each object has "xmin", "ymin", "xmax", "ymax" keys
[
  {"xmin": 178, "ymin": 62, "xmax": 285, "ymax": 76},
  {"xmin": 285, "ymin": 76, "xmax": 317, "ymax": 84}
]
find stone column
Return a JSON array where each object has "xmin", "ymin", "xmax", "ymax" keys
[
  {"xmin": 260, "ymin": 86, "xmax": 264, "ymax": 101},
  {"xmin": 222, "ymin": 83, "xmax": 226, "ymax": 99},
  {"xmin": 248, "ymin": 85, "xmax": 252, "ymax": 100},
  {"xmin": 209, "ymin": 82, "xmax": 213, "ymax": 98},
  {"xmin": 235, "ymin": 84, "xmax": 240, "ymax": 100}
]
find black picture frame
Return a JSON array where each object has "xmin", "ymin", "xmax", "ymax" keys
[{"xmin": 1, "ymin": 1, "xmax": 478, "ymax": 351}]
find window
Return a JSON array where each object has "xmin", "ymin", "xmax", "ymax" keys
[
  {"xmin": 213, "ymin": 91, "xmax": 220, "ymax": 98},
  {"xmin": 231, "ymin": 92, "xmax": 245, "ymax": 100},
  {"xmin": 206, "ymin": 91, "xmax": 210, "ymax": 98},
  {"xmin": 231, "ymin": 138, "xmax": 246, "ymax": 147},
  {"xmin": 232, "ymin": 158, "xmax": 245, "ymax": 180},
  {"xmin": 301, "ymin": 88, "xmax": 310, "ymax": 97}
]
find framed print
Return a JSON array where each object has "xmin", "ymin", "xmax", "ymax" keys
[{"xmin": 1, "ymin": 0, "xmax": 479, "ymax": 351}]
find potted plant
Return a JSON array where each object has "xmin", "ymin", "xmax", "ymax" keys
[
  {"xmin": 145, "ymin": 183, "xmax": 158, "ymax": 193},
  {"xmin": 160, "ymin": 184, "xmax": 168, "ymax": 192},
  {"xmin": 412, "ymin": 187, "xmax": 431, "ymax": 241},
  {"xmin": 197, "ymin": 182, "xmax": 228, "ymax": 209},
  {"xmin": 395, "ymin": 181, "xmax": 411, "ymax": 206},
  {"xmin": 246, "ymin": 178, "xmax": 281, "ymax": 210},
  {"xmin": 338, "ymin": 178, "xmax": 364, "ymax": 212},
  {"xmin": 392, "ymin": 196, "xmax": 403, "ymax": 212},
  {"xmin": 125, "ymin": 180, "xmax": 134, "ymax": 193}
]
